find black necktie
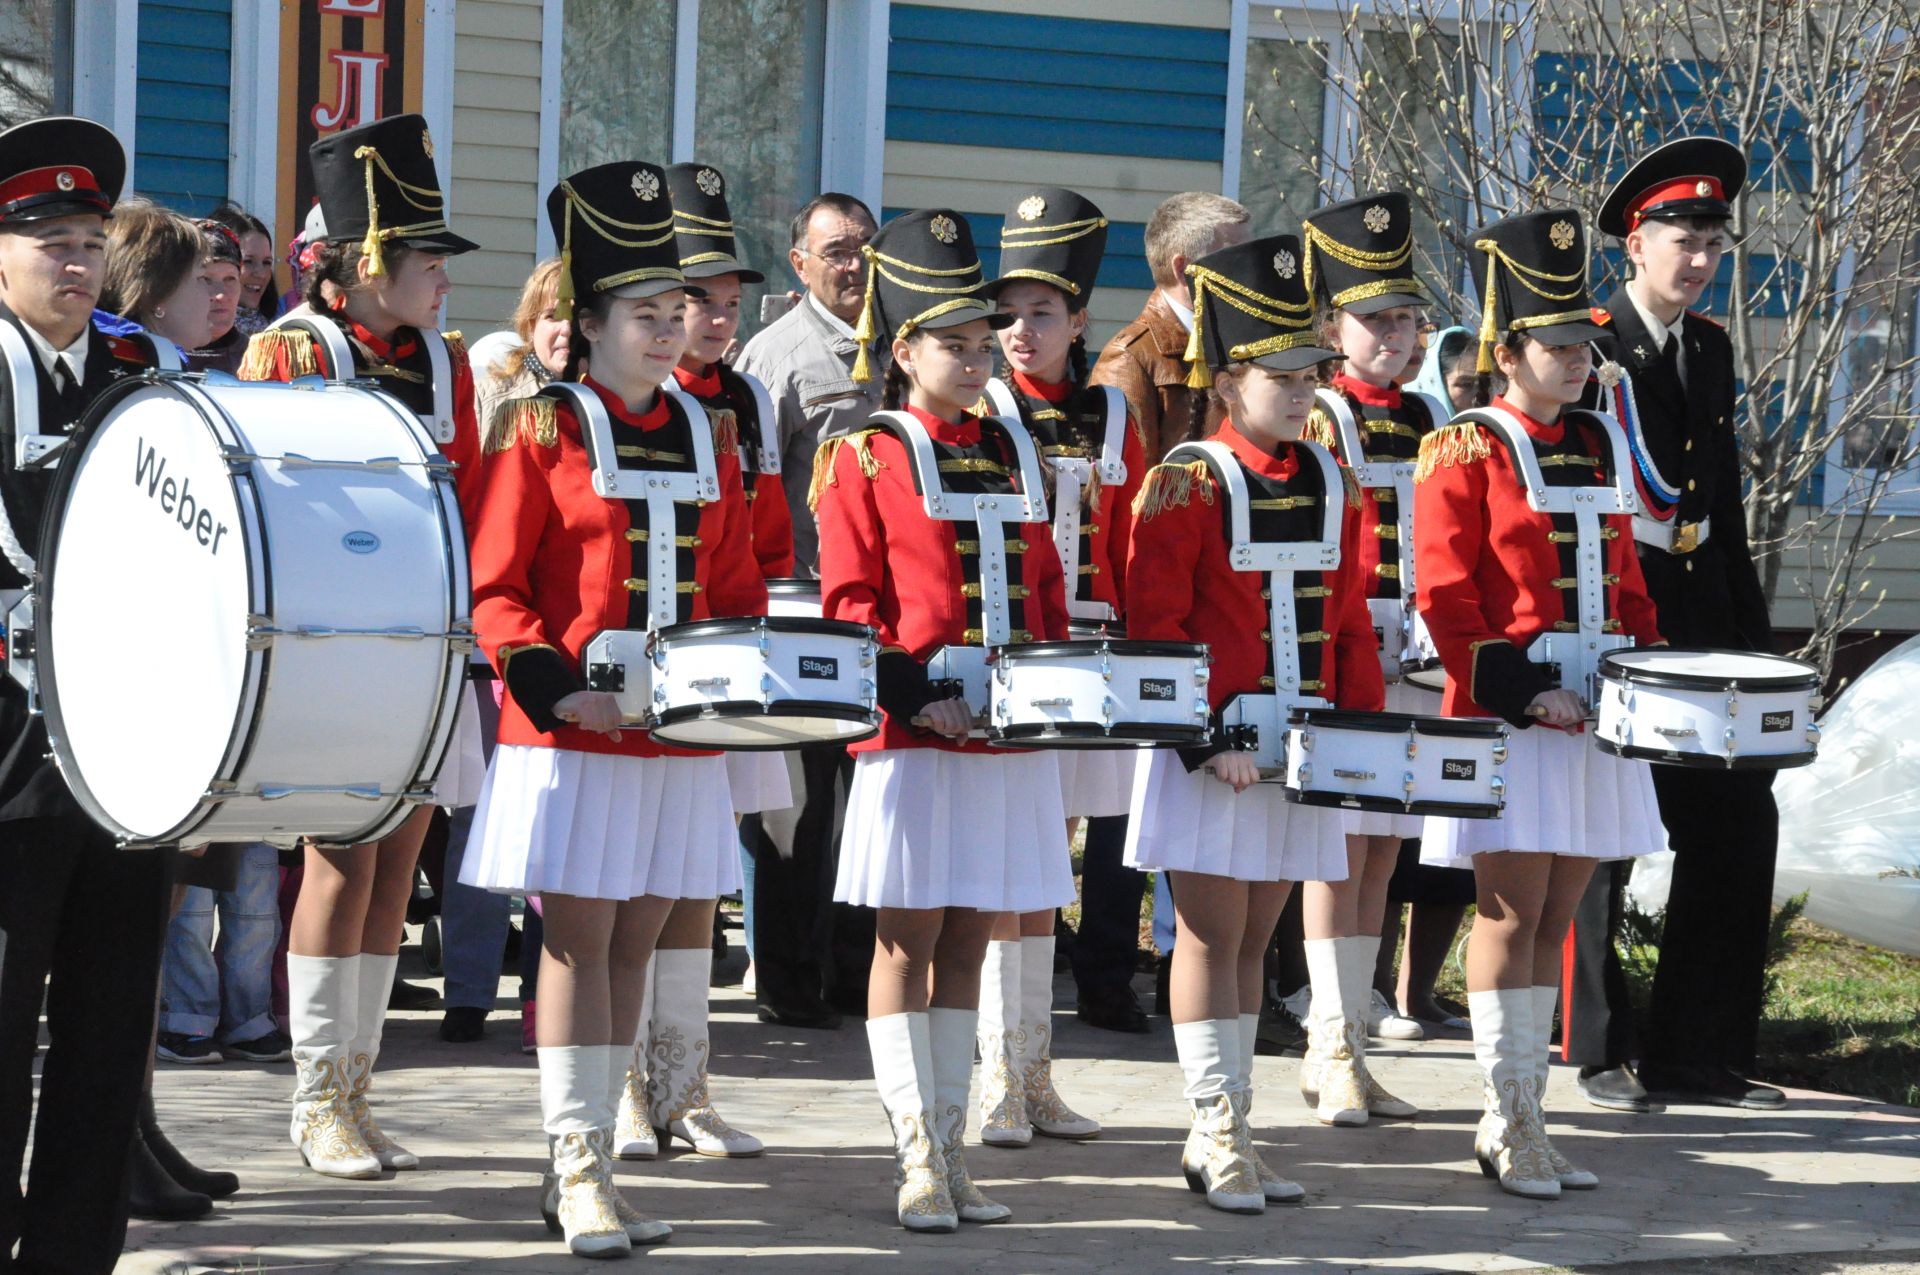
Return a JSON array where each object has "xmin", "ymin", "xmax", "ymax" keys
[{"xmin": 1659, "ymin": 332, "xmax": 1685, "ymax": 391}]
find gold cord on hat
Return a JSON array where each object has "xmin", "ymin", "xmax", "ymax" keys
[
  {"xmin": 1301, "ymin": 218, "xmax": 1422, "ymax": 311},
  {"xmin": 352, "ymin": 144, "xmax": 449, "ymax": 278},
  {"xmin": 1471, "ymin": 236, "xmax": 1588, "ymax": 373},
  {"xmin": 851, "ymin": 243, "xmax": 988, "ymax": 384},
  {"xmin": 998, "ymin": 215, "xmax": 1109, "ymax": 249},
  {"xmin": 1181, "ymin": 262, "xmax": 1312, "ymax": 389}
]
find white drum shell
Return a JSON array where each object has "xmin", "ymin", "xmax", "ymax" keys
[
  {"xmin": 1596, "ymin": 651, "xmax": 1820, "ymax": 768},
  {"xmin": 988, "ymin": 643, "xmax": 1210, "ymax": 745},
  {"xmin": 1283, "ymin": 712, "xmax": 1507, "ymax": 817},
  {"xmin": 41, "ymin": 375, "xmax": 467, "ymax": 846},
  {"xmin": 649, "ymin": 618, "xmax": 878, "ymax": 748},
  {"xmin": 764, "ymin": 578, "xmax": 823, "ymax": 619}
]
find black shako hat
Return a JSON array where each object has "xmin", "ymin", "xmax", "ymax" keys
[
  {"xmin": 1300, "ymin": 191, "xmax": 1431, "ymax": 315},
  {"xmin": 308, "ymin": 112, "xmax": 478, "ymax": 274},
  {"xmin": 1468, "ymin": 209, "xmax": 1608, "ymax": 372},
  {"xmin": 665, "ymin": 162, "xmax": 764, "ymax": 284},
  {"xmin": 1597, "ymin": 135, "xmax": 1747, "ymax": 238},
  {"xmin": 851, "ymin": 208, "xmax": 1010, "ymax": 383},
  {"xmin": 985, "ymin": 186, "xmax": 1109, "ymax": 302},
  {"xmin": 0, "ymin": 116, "xmax": 123, "ymax": 223},
  {"xmin": 547, "ymin": 161, "xmax": 701, "ymax": 320},
  {"xmin": 1184, "ymin": 233, "xmax": 1336, "ymax": 387}
]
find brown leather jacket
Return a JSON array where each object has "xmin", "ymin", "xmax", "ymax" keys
[{"xmin": 1090, "ymin": 290, "xmax": 1201, "ymax": 464}]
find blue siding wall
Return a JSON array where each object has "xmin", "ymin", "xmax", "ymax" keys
[
  {"xmin": 136, "ymin": 0, "xmax": 231, "ymax": 214},
  {"xmin": 887, "ymin": 5, "xmax": 1230, "ymax": 162},
  {"xmin": 886, "ymin": 207, "xmax": 1153, "ymax": 293}
]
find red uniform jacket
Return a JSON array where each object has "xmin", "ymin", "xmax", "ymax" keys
[
  {"xmin": 1309, "ymin": 373, "xmax": 1433, "ymax": 605},
  {"xmin": 994, "ymin": 370, "xmax": 1146, "ymax": 620},
  {"xmin": 1126, "ymin": 419, "xmax": 1385, "ymax": 764},
  {"xmin": 1412, "ymin": 398, "xmax": 1663, "ymax": 727},
  {"xmin": 464, "ymin": 376, "xmax": 767, "ymax": 758},
  {"xmin": 673, "ymin": 361, "xmax": 796, "ymax": 578},
  {"xmin": 814, "ymin": 405, "xmax": 1070, "ymax": 754}
]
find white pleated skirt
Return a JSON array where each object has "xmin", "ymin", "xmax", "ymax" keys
[
  {"xmin": 461, "ymin": 744, "xmax": 740, "ymax": 900},
  {"xmin": 1421, "ymin": 724, "xmax": 1665, "ymax": 867},
  {"xmin": 725, "ymin": 749, "xmax": 797, "ymax": 815},
  {"xmin": 834, "ymin": 748, "xmax": 1075, "ymax": 912},
  {"xmin": 1057, "ymin": 748, "xmax": 1138, "ymax": 819},
  {"xmin": 1123, "ymin": 750, "xmax": 1352, "ymax": 884},
  {"xmin": 1350, "ymin": 682, "xmax": 1448, "ymax": 839},
  {"xmin": 428, "ymin": 679, "xmax": 489, "ymax": 810}
]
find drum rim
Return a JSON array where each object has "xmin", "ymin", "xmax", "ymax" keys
[
  {"xmin": 1287, "ymin": 707, "xmax": 1505, "ymax": 739},
  {"xmin": 996, "ymin": 638, "xmax": 1207, "ymax": 661},
  {"xmin": 1599, "ymin": 646, "xmax": 1821, "ymax": 691},
  {"xmin": 986, "ymin": 720, "xmax": 1209, "ymax": 747},
  {"xmin": 1065, "ymin": 621, "xmax": 1129, "ymax": 639},
  {"xmin": 653, "ymin": 615, "xmax": 874, "ymax": 642},
  {"xmin": 1283, "ymin": 787, "xmax": 1505, "ymax": 819},
  {"xmin": 649, "ymin": 699, "xmax": 880, "ymax": 750},
  {"xmin": 1591, "ymin": 735, "xmax": 1817, "ymax": 771},
  {"xmin": 763, "ymin": 577, "xmax": 823, "ymax": 596}
]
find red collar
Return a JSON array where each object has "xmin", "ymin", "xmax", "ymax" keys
[
  {"xmin": 1333, "ymin": 372, "xmax": 1401, "ymax": 409},
  {"xmin": 909, "ymin": 404, "xmax": 981, "ymax": 447},
  {"xmin": 1492, "ymin": 396, "xmax": 1565, "ymax": 444},
  {"xmin": 673, "ymin": 362, "xmax": 722, "ymax": 398},
  {"xmin": 348, "ymin": 319, "xmax": 417, "ymax": 361},
  {"xmin": 1011, "ymin": 370, "xmax": 1072, "ymax": 403},
  {"xmin": 586, "ymin": 375, "xmax": 672, "ymax": 430},
  {"xmin": 1220, "ymin": 418, "xmax": 1301, "ymax": 482}
]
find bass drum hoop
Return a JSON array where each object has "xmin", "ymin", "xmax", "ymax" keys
[{"xmin": 648, "ymin": 700, "xmax": 880, "ymax": 750}]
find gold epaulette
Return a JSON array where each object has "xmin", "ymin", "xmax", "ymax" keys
[
  {"xmin": 1341, "ymin": 465, "xmax": 1362, "ymax": 509},
  {"xmin": 1413, "ymin": 422, "xmax": 1493, "ymax": 482},
  {"xmin": 486, "ymin": 395, "xmax": 558, "ymax": 455},
  {"xmin": 443, "ymin": 329, "xmax": 468, "ymax": 368},
  {"xmin": 807, "ymin": 428, "xmax": 884, "ymax": 511},
  {"xmin": 1133, "ymin": 460, "xmax": 1215, "ymax": 521},
  {"xmin": 971, "ymin": 393, "xmax": 994, "ymax": 418},
  {"xmin": 1302, "ymin": 408, "xmax": 1337, "ymax": 450},
  {"xmin": 238, "ymin": 327, "xmax": 320, "ymax": 381},
  {"xmin": 710, "ymin": 407, "xmax": 739, "ymax": 456}
]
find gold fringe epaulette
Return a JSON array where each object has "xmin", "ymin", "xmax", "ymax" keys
[
  {"xmin": 1133, "ymin": 460, "xmax": 1215, "ymax": 521},
  {"xmin": 486, "ymin": 395, "xmax": 558, "ymax": 455},
  {"xmin": 443, "ymin": 329, "xmax": 468, "ymax": 369},
  {"xmin": 807, "ymin": 428, "xmax": 884, "ymax": 511},
  {"xmin": 1341, "ymin": 465, "xmax": 1362, "ymax": 509},
  {"xmin": 1413, "ymin": 422, "xmax": 1493, "ymax": 482},
  {"xmin": 710, "ymin": 407, "xmax": 739, "ymax": 456},
  {"xmin": 238, "ymin": 328, "xmax": 319, "ymax": 381},
  {"xmin": 1302, "ymin": 408, "xmax": 1337, "ymax": 450},
  {"xmin": 972, "ymin": 393, "xmax": 995, "ymax": 419}
]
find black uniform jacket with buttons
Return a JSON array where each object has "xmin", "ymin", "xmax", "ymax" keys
[{"xmin": 1586, "ymin": 287, "xmax": 1771, "ymax": 651}]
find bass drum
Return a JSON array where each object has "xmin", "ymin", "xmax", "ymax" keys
[{"xmin": 36, "ymin": 373, "xmax": 468, "ymax": 847}]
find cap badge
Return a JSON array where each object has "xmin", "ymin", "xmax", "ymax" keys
[
  {"xmin": 1363, "ymin": 204, "xmax": 1392, "ymax": 234},
  {"xmin": 1696, "ymin": 180, "xmax": 1715, "ymax": 198},
  {"xmin": 1017, "ymin": 194, "xmax": 1046, "ymax": 221},
  {"xmin": 1273, "ymin": 249, "xmax": 1297, "ymax": 280},
  {"xmin": 930, "ymin": 214, "xmax": 959, "ymax": 245},
  {"xmin": 1549, "ymin": 219, "xmax": 1577, "ymax": 251},
  {"xmin": 421, "ymin": 130, "xmax": 434, "ymax": 159},
  {"xmin": 54, "ymin": 170, "xmax": 74, "ymax": 192},
  {"xmin": 633, "ymin": 169, "xmax": 660, "ymax": 201},
  {"xmin": 696, "ymin": 168, "xmax": 722, "ymax": 197}
]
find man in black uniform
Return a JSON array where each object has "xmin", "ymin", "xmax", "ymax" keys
[
  {"xmin": 0, "ymin": 116, "xmax": 173, "ymax": 1273},
  {"xmin": 1565, "ymin": 137, "xmax": 1786, "ymax": 1112}
]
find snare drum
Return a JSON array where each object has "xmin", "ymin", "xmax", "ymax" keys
[
  {"xmin": 764, "ymin": 577, "xmax": 822, "ymax": 619},
  {"xmin": 36, "ymin": 374, "xmax": 469, "ymax": 847},
  {"xmin": 1594, "ymin": 648, "xmax": 1821, "ymax": 770},
  {"xmin": 646, "ymin": 616, "xmax": 880, "ymax": 749},
  {"xmin": 1282, "ymin": 709, "xmax": 1508, "ymax": 819},
  {"xmin": 987, "ymin": 638, "xmax": 1210, "ymax": 748}
]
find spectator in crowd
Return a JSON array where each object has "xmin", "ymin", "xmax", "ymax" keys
[
  {"xmin": 182, "ymin": 218, "xmax": 247, "ymax": 374},
  {"xmin": 208, "ymin": 201, "xmax": 278, "ymax": 334},
  {"xmin": 100, "ymin": 198, "xmax": 218, "ymax": 356}
]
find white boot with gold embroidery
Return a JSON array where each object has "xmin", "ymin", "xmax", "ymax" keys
[
  {"xmin": 1020, "ymin": 935, "xmax": 1100, "ymax": 1139},
  {"xmin": 1350, "ymin": 936, "xmax": 1417, "ymax": 1120},
  {"xmin": 287, "ymin": 954, "xmax": 381, "ymax": 1180},
  {"xmin": 1236, "ymin": 1012, "xmax": 1304, "ymax": 1202},
  {"xmin": 976, "ymin": 940, "xmax": 1031, "ymax": 1147},
  {"xmin": 868, "ymin": 1012, "xmax": 957, "ymax": 1233},
  {"xmin": 1531, "ymin": 984, "xmax": 1598, "ymax": 1190},
  {"xmin": 1468, "ymin": 989, "xmax": 1559, "ymax": 1200},
  {"xmin": 348, "ymin": 952, "xmax": 418, "ymax": 1170},
  {"xmin": 1299, "ymin": 939, "xmax": 1367, "ymax": 1125},
  {"xmin": 645, "ymin": 947, "xmax": 763, "ymax": 1157},
  {"xmin": 613, "ymin": 960, "xmax": 658, "ymax": 1160},
  {"xmin": 930, "ymin": 1006, "xmax": 1011, "ymax": 1223},
  {"xmin": 1175, "ymin": 1019, "xmax": 1264, "ymax": 1214},
  {"xmin": 536, "ymin": 1044, "xmax": 645, "ymax": 1256}
]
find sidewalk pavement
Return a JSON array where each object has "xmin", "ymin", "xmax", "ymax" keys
[{"xmin": 124, "ymin": 960, "xmax": 1920, "ymax": 1274}]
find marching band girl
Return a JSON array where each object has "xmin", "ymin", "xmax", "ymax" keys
[
  {"xmin": 1412, "ymin": 210, "xmax": 1664, "ymax": 1198},
  {"xmin": 1125, "ymin": 233, "xmax": 1383, "ymax": 1213},
  {"xmin": 238, "ymin": 113, "xmax": 484, "ymax": 1182},
  {"xmin": 813, "ymin": 208, "xmax": 1073, "ymax": 1232},
  {"xmin": 973, "ymin": 186, "xmax": 1138, "ymax": 1149},
  {"xmin": 459, "ymin": 159, "xmax": 766, "ymax": 1255}
]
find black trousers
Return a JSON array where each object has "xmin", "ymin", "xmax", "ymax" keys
[
  {"xmin": 1068, "ymin": 815, "xmax": 1145, "ymax": 998},
  {"xmin": 1560, "ymin": 859, "xmax": 1635, "ymax": 1066},
  {"xmin": 749, "ymin": 744, "xmax": 869, "ymax": 1014},
  {"xmin": 0, "ymin": 817, "xmax": 168, "ymax": 1275}
]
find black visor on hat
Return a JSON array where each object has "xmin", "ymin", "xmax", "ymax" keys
[{"xmin": 1598, "ymin": 135, "xmax": 1747, "ymax": 238}]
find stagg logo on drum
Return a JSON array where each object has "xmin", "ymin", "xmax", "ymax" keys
[
  {"xmin": 1761, "ymin": 711, "xmax": 1794, "ymax": 733},
  {"xmin": 1139, "ymin": 678, "xmax": 1177, "ymax": 701},
  {"xmin": 1442, "ymin": 759, "xmax": 1477, "ymax": 781},
  {"xmin": 798, "ymin": 656, "xmax": 839, "ymax": 680},
  {"xmin": 342, "ymin": 531, "xmax": 381, "ymax": 555}
]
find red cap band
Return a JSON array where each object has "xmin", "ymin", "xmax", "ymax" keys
[
  {"xmin": 1629, "ymin": 175, "xmax": 1725, "ymax": 227},
  {"xmin": 0, "ymin": 164, "xmax": 104, "ymax": 212}
]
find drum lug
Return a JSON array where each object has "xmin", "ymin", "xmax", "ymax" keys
[
  {"xmin": 1726, "ymin": 688, "xmax": 1740, "ymax": 718},
  {"xmin": 760, "ymin": 672, "xmax": 773, "ymax": 703},
  {"xmin": 1489, "ymin": 774, "xmax": 1506, "ymax": 807},
  {"xmin": 1298, "ymin": 729, "xmax": 1314, "ymax": 753},
  {"xmin": 1724, "ymin": 726, "xmax": 1738, "ymax": 757},
  {"xmin": 1492, "ymin": 738, "xmax": 1509, "ymax": 765},
  {"xmin": 1296, "ymin": 761, "xmax": 1312, "ymax": 786},
  {"xmin": 1402, "ymin": 771, "xmax": 1417, "ymax": 806},
  {"xmin": 201, "ymin": 780, "xmax": 239, "ymax": 801},
  {"xmin": 860, "ymin": 677, "xmax": 876, "ymax": 704},
  {"xmin": 1805, "ymin": 721, "xmax": 1821, "ymax": 748},
  {"xmin": 860, "ymin": 642, "xmax": 876, "ymax": 668},
  {"xmin": 1404, "ymin": 727, "xmax": 1418, "ymax": 759},
  {"xmin": 757, "ymin": 627, "xmax": 771, "ymax": 657}
]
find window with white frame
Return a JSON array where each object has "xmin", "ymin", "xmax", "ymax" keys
[{"xmin": 0, "ymin": 0, "xmax": 70, "ymax": 126}]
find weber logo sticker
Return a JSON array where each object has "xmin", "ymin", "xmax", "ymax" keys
[
  {"xmin": 798, "ymin": 656, "xmax": 839, "ymax": 680},
  {"xmin": 1761, "ymin": 711, "xmax": 1794, "ymax": 733},
  {"xmin": 1442, "ymin": 759, "xmax": 1477, "ymax": 781},
  {"xmin": 1139, "ymin": 678, "xmax": 1177, "ymax": 702}
]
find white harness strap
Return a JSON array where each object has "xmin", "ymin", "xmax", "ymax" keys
[
  {"xmin": 738, "ymin": 368, "xmax": 781, "ymax": 475},
  {"xmin": 553, "ymin": 382, "xmax": 720, "ymax": 632},
  {"xmin": 269, "ymin": 313, "xmax": 356, "ymax": 386},
  {"xmin": 415, "ymin": 329, "xmax": 457, "ymax": 445}
]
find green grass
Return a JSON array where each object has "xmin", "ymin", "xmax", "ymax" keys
[{"xmin": 1756, "ymin": 917, "xmax": 1920, "ymax": 1107}]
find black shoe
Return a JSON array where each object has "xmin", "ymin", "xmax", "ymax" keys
[
  {"xmin": 140, "ymin": 1094, "xmax": 239, "ymax": 1199},
  {"xmin": 439, "ymin": 1005, "xmax": 489, "ymax": 1043},
  {"xmin": 388, "ymin": 978, "xmax": 439, "ymax": 1010},
  {"xmin": 128, "ymin": 1129, "xmax": 213, "ymax": 1220},
  {"xmin": 1641, "ymin": 1064, "xmax": 1786, "ymax": 1110},
  {"xmin": 1577, "ymin": 1064, "xmax": 1652, "ymax": 1113},
  {"xmin": 222, "ymin": 1029, "xmax": 292, "ymax": 1063},
  {"xmin": 756, "ymin": 1002, "xmax": 843, "ymax": 1030},
  {"xmin": 1254, "ymin": 1002, "xmax": 1307, "ymax": 1057},
  {"xmin": 1075, "ymin": 984, "xmax": 1149, "ymax": 1034}
]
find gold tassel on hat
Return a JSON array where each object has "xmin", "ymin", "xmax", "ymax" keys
[
  {"xmin": 850, "ymin": 246, "xmax": 880, "ymax": 384},
  {"xmin": 553, "ymin": 199, "xmax": 576, "ymax": 321},
  {"xmin": 1474, "ymin": 238, "xmax": 1501, "ymax": 375},
  {"xmin": 353, "ymin": 146, "xmax": 386, "ymax": 278},
  {"xmin": 1182, "ymin": 269, "xmax": 1212, "ymax": 390}
]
